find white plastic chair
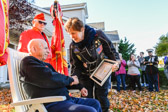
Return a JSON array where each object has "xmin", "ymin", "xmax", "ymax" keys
[{"xmin": 7, "ymin": 48, "xmax": 66, "ymax": 112}]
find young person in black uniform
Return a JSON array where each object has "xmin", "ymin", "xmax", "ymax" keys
[
  {"xmin": 20, "ymin": 39, "xmax": 102, "ymax": 112},
  {"xmin": 65, "ymin": 17, "xmax": 120, "ymax": 112}
]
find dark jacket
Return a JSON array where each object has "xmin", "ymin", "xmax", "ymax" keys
[
  {"xmin": 70, "ymin": 25, "xmax": 119, "ymax": 78},
  {"xmin": 20, "ymin": 56, "xmax": 74, "ymax": 100},
  {"xmin": 144, "ymin": 55, "xmax": 159, "ymax": 74}
]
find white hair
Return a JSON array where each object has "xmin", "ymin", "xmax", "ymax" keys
[
  {"xmin": 27, "ymin": 39, "xmax": 43, "ymax": 53},
  {"xmin": 27, "ymin": 39, "xmax": 33, "ymax": 53}
]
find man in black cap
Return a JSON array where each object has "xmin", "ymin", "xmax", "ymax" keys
[{"xmin": 144, "ymin": 49, "xmax": 159, "ymax": 92}]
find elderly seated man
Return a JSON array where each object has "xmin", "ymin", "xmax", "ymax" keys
[{"xmin": 20, "ymin": 39, "xmax": 102, "ymax": 112}]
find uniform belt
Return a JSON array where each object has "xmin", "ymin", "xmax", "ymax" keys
[{"xmin": 147, "ymin": 63, "xmax": 153, "ymax": 65}]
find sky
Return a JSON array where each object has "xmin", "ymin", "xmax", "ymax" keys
[{"xmin": 34, "ymin": 0, "xmax": 168, "ymax": 56}]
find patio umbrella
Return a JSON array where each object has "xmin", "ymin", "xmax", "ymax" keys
[
  {"xmin": 50, "ymin": 0, "xmax": 69, "ymax": 76},
  {"xmin": 0, "ymin": 0, "xmax": 9, "ymax": 66}
]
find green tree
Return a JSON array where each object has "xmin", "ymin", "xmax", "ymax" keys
[
  {"xmin": 118, "ymin": 37, "xmax": 136, "ymax": 61},
  {"xmin": 155, "ymin": 34, "xmax": 168, "ymax": 56}
]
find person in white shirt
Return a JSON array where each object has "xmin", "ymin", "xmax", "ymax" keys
[{"xmin": 127, "ymin": 54, "xmax": 142, "ymax": 91}]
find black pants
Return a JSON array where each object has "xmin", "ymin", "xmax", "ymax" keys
[
  {"xmin": 130, "ymin": 75, "xmax": 142, "ymax": 90},
  {"xmin": 147, "ymin": 73, "xmax": 159, "ymax": 92},
  {"xmin": 80, "ymin": 76, "xmax": 110, "ymax": 112},
  {"xmin": 141, "ymin": 71, "xmax": 148, "ymax": 84}
]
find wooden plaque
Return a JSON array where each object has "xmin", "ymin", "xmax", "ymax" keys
[{"xmin": 90, "ymin": 59, "xmax": 117, "ymax": 86}]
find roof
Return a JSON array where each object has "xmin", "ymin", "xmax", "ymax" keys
[
  {"xmin": 87, "ymin": 22, "xmax": 105, "ymax": 31},
  {"xmin": 105, "ymin": 30, "xmax": 120, "ymax": 42},
  {"xmin": 87, "ymin": 22, "xmax": 120, "ymax": 42}
]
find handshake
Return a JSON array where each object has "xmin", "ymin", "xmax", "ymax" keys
[
  {"xmin": 70, "ymin": 75, "xmax": 88, "ymax": 97},
  {"xmin": 70, "ymin": 75, "xmax": 79, "ymax": 86}
]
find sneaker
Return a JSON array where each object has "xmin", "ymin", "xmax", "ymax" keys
[
  {"xmin": 146, "ymin": 84, "xmax": 149, "ymax": 87},
  {"xmin": 141, "ymin": 83, "xmax": 144, "ymax": 87}
]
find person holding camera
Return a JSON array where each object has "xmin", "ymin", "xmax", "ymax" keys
[{"xmin": 127, "ymin": 54, "xmax": 142, "ymax": 91}]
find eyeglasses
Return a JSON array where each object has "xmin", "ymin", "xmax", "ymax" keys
[{"xmin": 38, "ymin": 21, "xmax": 47, "ymax": 25}]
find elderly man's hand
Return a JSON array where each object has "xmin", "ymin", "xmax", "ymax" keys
[
  {"xmin": 81, "ymin": 88, "xmax": 88, "ymax": 97},
  {"xmin": 70, "ymin": 75, "xmax": 79, "ymax": 86}
]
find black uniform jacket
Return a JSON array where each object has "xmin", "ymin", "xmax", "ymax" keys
[
  {"xmin": 70, "ymin": 25, "xmax": 119, "ymax": 78},
  {"xmin": 144, "ymin": 55, "xmax": 159, "ymax": 74},
  {"xmin": 20, "ymin": 56, "xmax": 74, "ymax": 100}
]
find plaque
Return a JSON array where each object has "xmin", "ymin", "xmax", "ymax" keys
[{"xmin": 90, "ymin": 59, "xmax": 118, "ymax": 86}]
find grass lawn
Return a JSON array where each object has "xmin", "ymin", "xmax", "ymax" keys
[{"xmin": 0, "ymin": 88, "xmax": 168, "ymax": 112}]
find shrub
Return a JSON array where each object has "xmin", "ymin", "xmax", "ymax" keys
[{"xmin": 158, "ymin": 68, "xmax": 168, "ymax": 87}]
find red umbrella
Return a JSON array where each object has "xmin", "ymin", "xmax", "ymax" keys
[
  {"xmin": 0, "ymin": 0, "xmax": 9, "ymax": 66},
  {"xmin": 50, "ymin": 0, "xmax": 69, "ymax": 76}
]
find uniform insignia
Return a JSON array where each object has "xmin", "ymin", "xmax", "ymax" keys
[
  {"xmin": 74, "ymin": 48, "xmax": 79, "ymax": 53},
  {"xmin": 76, "ymin": 55, "xmax": 82, "ymax": 61},
  {"xmin": 97, "ymin": 40, "xmax": 101, "ymax": 45},
  {"xmin": 96, "ymin": 45, "xmax": 103, "ymax": 54}
]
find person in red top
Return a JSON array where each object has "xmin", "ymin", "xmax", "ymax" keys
[{"xmin": 17, "ymin": 13, "xmax": 51, "ymax": 63}]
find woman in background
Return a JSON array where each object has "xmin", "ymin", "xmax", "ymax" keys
[
  {"xmin": 127, "ymin": 54, "xmax": 142, "ymax": 91},
  {"xmin": 115, "ymin": 53, "xmax": 127, "ymax": 92}
]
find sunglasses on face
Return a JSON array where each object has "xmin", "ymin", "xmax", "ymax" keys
[{"xmin": 38, "ymin": 21, "xmax": 47, "ymax": 25}]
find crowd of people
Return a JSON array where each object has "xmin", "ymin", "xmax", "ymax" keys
[
  {"xmin": 17, "ymin": 13, "xmax": 163, "ymax": 112},
  {"xmin": 113, "ymin": 49, "xmax": 160, "ymax": 93}
]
